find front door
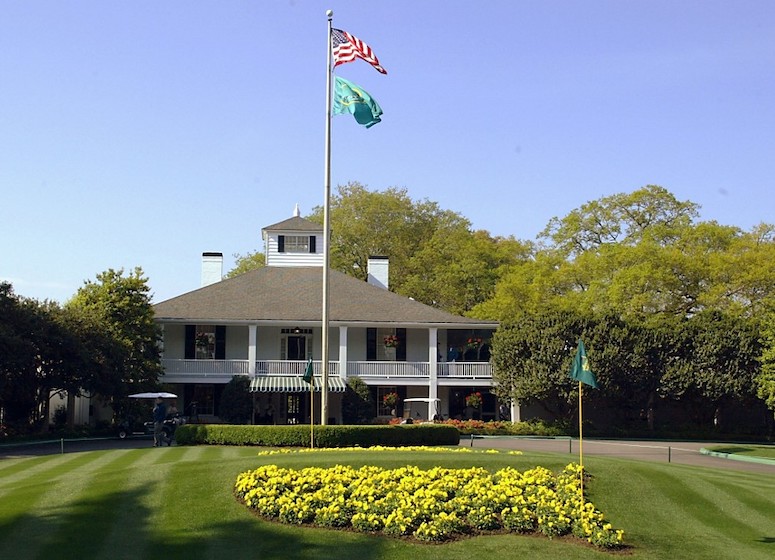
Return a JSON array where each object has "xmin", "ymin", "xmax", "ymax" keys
[{"xmin": 287, "ymin": 335, "xmax": 306, "ymax": 361}]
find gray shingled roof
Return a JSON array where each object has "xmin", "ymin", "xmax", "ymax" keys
[
  {"xmin": 262, "ymin": 216, "xmax": 323, "ymax": 233},
  {"xmin": 153, "ymin": 267, "xmax": 497, "ymax": 327}
]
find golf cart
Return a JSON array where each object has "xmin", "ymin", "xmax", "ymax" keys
[
  {"xmin": 117, "ymin": 392, "xmax": 183, "ymax": 440},
  {"xmin": 402, "ymin": 398, "xmax": 441, "ymax": 423}
]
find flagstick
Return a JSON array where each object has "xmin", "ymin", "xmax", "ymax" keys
[
  {"xmin": 578, "ymin": 380, "xmax": 584, "ymax": 506},
  {"xmin": 320, "ymin": 9, "xmax": 333, "ymax": 426}
]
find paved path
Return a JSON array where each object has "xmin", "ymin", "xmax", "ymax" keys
[
  {"xmin": 463, "ymin": 435, "xmax": 775, "ymax": 475},
  {"xmin": 0, "ymin": 436, "xmax": 154, "ymax": 459},
  {"xmin": 3, "ymin": 435, "xmax": 774, "ymax": 475}
]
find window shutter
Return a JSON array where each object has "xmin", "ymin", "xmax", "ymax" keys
[
  {"xmin": 309, "ymin": 235, "xmax": 316, "ymax": 253},
  {"xmin": 184, "ymin": 325, "xmax": 195, "ymax": 359},
  {"xmin": 397, "ymin": 328, "xmax": 407, "ymax": 361},
  {"xmin": 278, "ymin": 235, "xmax": 285, "ymax": 253},
  {"xmin": 215, "ymin": 326, "xmax": 226, "ymax": 360},
  {"xmin": 366, "ymin": 328, "xmax": 376, "ymax": 361}
]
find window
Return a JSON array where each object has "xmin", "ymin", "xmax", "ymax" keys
[
  {"xmin": 191, "ymin": 385, "xmax": 215, "ymax": 415},
  {"xmin": 195, "ymin": 326, "xmax": 215, "ymax": 359},
  {"xmin": 278, "ymin": 235, "xmax": 315, "ymax": 253},
  {"xmin": 281, "ymin": 328, "xmax": 312, "ymax": 361},
  {"xmin": 378, "ymin": 386, "xmax": 398, "ymax": 416},
  {"xmin": 367, "ymin": 327, "xmax": 406, "ymax": 361},
  {"xmin": 185, "ymin": 325, "xmax": 226, "ymax": 360}
]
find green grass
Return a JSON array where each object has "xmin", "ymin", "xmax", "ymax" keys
[
  {"xmin": 706, "ymin": 445, "xmax": 775, "ymax": 459},
  {"xmin": 1, "ymin": 446, "xmax": 774, "ymax": 560}
]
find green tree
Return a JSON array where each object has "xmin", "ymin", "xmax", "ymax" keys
[
  {"xmin": 480, "ymin": 187, "xmax": 775, "ymax": 322},
  {"xmin": 0, "ymin": 284, "xmax": 50, "ymax": 431},
  {"xmin": 758, "ymin": 312, "xmax": 775, "ymax": 421},
  {"xmin": 226, "ymin": 250, "xmax": 266, "ymax": 278},
  {"xmin": 540, "ymin": 184, "xmax": 699, "ymax": 256},
  {"xmin": 68, "ymin": 268, "xmax": 163, "ymax": 402},
  {"xmin": 219, "ymin": 376, "xmax": 253, "ymax": 424},
  {"xmin": 403, "ymin": 226, "xmax": 532, "ymax": 315},
  {"xmin": 491, "ymin": 310, "xmax": 591, "ymax": 420},
  {"xmin": 341, "ymin": 376, "xmax": 374, "ymax": 424},
  {"xmin": 660, "ymin": 310, "xmax": 762, "ymax": 430},
  {"xmin": 308, "ymin": 182, "xmax": 471, "ymax": 296}
]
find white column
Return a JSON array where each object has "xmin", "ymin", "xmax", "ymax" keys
[
  {"xmin": 248, "ymin": 325, "xmax": 257, "ymax": 376},
  {"xmin": 510, "ymin": 401, "xmax": 521, "ymax": 423},
  {"xmin": 428, "ymin": 327, "xmax": 438, "ymax": 420},
  {"xmin": 338, "ymin": 326, "xmax": 348, "ymax": 380}
]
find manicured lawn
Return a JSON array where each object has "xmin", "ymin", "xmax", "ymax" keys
[
  {"xmin": 706, "ymin": 444, "xmax": 775, "ymax": 459},
  {"xmin": 1, "ymin": 445, "xmax": 773, "ymax": 560}
]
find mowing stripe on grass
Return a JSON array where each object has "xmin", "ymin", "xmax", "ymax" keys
[
  {"xmin": 0, "ymin": 453, "xmax": 95, "ymax": 493},
  {"xmin": 692, "ymin": 475, "xmax": 775, "ymax": 536},
  {"xmin": 0, "ymin": 453, "xmax": 57, "ymax": 477},
  {"xmin": 642, "ymin": 467, "xmax": 767, "ymax": 558},
  {"xmin": 0, "ymin": 450, "xmax": 146, "ymax": 560},
  {"xmin": 91, "ymin": 451, "xmax": 174, "ymax": 560}
]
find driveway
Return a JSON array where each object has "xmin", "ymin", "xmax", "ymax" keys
[
  {"xmin": 3, "ymin": 434, "xmax": 774, "ymax": 475},
  {"xmin": 464, "ymin": 435, "xmax": 775, "ymax": 475}
]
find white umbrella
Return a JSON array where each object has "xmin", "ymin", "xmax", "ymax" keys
[{"xmin": 128, "ymin": 392, "xmax": 178, "ymax": 399}]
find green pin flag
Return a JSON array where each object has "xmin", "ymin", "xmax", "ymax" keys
[
  {"xmin": 302, "ymin": 358, "xmax": 314, "ymax": 384},
  {"xmin": 569, "ymin": 340, "xmax": 598, "ymax": 388}
]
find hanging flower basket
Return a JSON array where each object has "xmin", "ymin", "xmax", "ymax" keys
[
  {"xmin": 383, "ymin": 334, "xmax": 399, "ymax": 348},
  {"xmin": 466, "ymin": 337, "xmax": 483, "ymax": 350},
  {"xmin": 383, "ymin": 392, "xmax": 398, "ymax": 407},
  {"xmin": 465, "ymin": 392, "xmax": 482, "ymax": 408},
  {"xmin": 195, "ymin": 332, "xmax": 210, "ymax": 348}
]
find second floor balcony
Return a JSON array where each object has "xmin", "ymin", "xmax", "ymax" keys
[{"xmin": 160, "ymin": 359, "xmax": 493, "ymax": 382}]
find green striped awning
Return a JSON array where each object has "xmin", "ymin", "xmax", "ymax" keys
[{"xmin": 249, "ymin": 376, "xmax": 347, "ymax": 393}]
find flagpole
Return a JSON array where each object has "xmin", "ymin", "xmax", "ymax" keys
[
  {"xmin": 578, "ymin": 380, "xmax": 584, "ymax": 504},
  {"xmin": 321, "ymin": 10, "xmax": 334, "ymax": 426},
  {"xmin": 310, "ymin": 376, "xmax": 314, "ymax": 448}
]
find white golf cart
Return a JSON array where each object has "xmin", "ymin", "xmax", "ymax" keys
[{"xmin": 401, "ymin": 398, "xmax": 441, "ymax": 423}]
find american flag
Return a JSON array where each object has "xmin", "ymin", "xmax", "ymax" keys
[{"xmin": 332, "ymin": 28, "xmax": 387, "ymax": 74}]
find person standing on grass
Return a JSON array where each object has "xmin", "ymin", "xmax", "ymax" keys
[{"xmin": 153, "ymin": 397, "xmax": 167, "ymax": 447}]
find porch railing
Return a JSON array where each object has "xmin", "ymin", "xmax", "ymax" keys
[
  {"xmin": 255, "ymin": 360, "xmax": 340, "ymax": 377},
  {"xmin": 160, "ymin": 359, "xmax": 491, "ymax": 379},
  {"xmin": 348, "ymin": 361, "xmax": 431, "ymax": 378},
  {"xmin": 161, "ymin": 359, "xmax": 251, "ymax": 375},
  {"xmin": 437, "ymin": 362, "xmax": 493, "ymax": 379}
]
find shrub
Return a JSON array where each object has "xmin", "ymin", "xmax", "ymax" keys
[
  {"xmin": 174, "ymin": 423, "xmax": 459, "ymax": 447},
  {"xmin": 341, "ymin": 377, "xmax": 374, "ymax": 424},
  {"xmin": 218, "ymin": 376, "xmax": 253, "ymax": 424},
  {"xmin": 442, "ymin": 418, "xmax": 565, "ymax": 436}
]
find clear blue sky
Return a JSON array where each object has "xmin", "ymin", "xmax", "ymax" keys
[{"xmin": 2, "ymin": 1, "xmax": 774, "ymax": 304}]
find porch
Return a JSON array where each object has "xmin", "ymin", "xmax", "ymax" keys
[{"xmin": 160, "ymin": 359, "xmax": 493, "ymax": 382}]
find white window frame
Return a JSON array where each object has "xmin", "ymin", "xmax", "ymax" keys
[{"xmin": 283, "ymin": 235, "xmax": 310, "ymax": 253}]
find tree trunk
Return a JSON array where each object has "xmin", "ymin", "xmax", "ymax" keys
[
  {"xmin": 67, "ymin": 392, "xmax": 77, "ymax": 429},
  {"xmin": 647, "ymin": 392, "xmax": 655, "ymax": 432}
]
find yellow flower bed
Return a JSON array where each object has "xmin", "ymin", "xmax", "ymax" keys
[
  {"xmin": 235, "ymin": 458, "xmax": 624, "ymax": 548},
  {"xmin": 255, "ymin": 445, "xmax": 523, "ymax": 456}
]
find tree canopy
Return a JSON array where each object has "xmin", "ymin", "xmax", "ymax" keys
[
  {"xmin": 304, "ymin": 182, "xmax": 530, "ymax": 314},
  {"xmin": 68, "ymin": 267, "xmax": 163, "ymax": 399}
]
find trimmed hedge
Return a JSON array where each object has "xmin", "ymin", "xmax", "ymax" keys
[{"xmin": 174, "ymin": 424, "xmax": 460, "ymax": 447}]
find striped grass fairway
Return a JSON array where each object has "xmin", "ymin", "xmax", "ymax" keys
[{"xmin": 1, "ymin": 445, "xmax": 774, "ymax": 560}]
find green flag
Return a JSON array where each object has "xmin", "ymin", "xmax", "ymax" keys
[
  {"xmin": 302, "ymin": 358, "xmax": 313, "ymax": 384},
  {"xmin": 570, "ymin": 340, "xmax": 598, "ymax": 388},
  {"xmin": 333, "ymin": 76, "xmax": 383, "ymax": 128}
]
